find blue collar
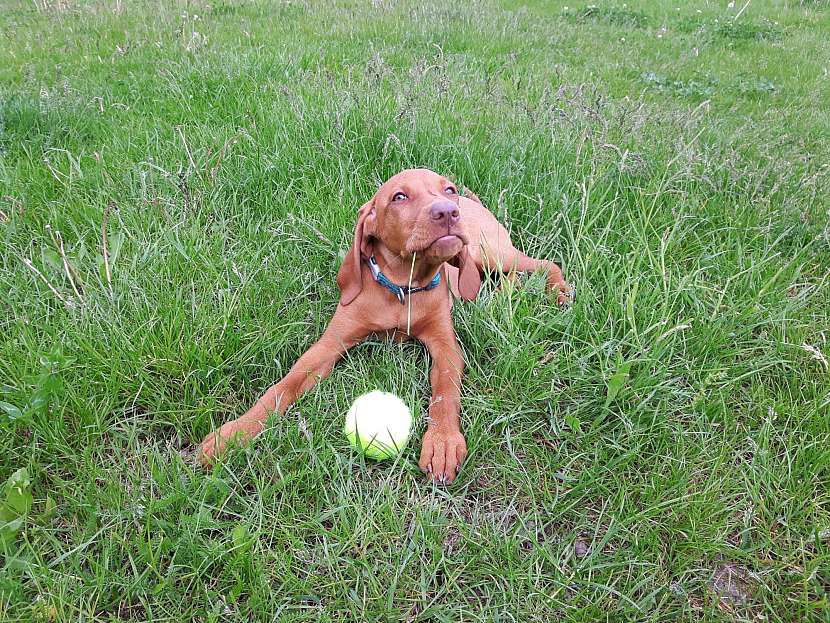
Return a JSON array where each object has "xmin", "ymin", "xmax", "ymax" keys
[{"xmin": 367, "ymin": 256, "xmax": 441, "ymax": 305}]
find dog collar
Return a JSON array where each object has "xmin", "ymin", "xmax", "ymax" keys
[{"xmin": 366, "ymin": 256, "xmax": 441, "ymax": 305}]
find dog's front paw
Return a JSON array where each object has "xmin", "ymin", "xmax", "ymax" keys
[
  {"xmin": 197, "ymin": 417, "xmax": 263, "ymax": 467},
  {"xmin": 555, "ymin": 281, "xmax": 575, "ymax": 306},
  {"xmin": 419, "ymin": 428, "xmax": 467, "ymax": 484}
]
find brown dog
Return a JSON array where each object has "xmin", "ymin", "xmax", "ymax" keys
[{"xmin": 199, "ymin": 168, "xmax": 569, "ymax": 483}]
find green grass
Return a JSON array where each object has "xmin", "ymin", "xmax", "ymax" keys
[{"xmin": 1, "ymin": 0, "xmax": 829, "ymax": 620}]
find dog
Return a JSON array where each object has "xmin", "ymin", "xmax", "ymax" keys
[{"xmin": 199, "ymin": 168, "xmax": 570, "ymax": 483}]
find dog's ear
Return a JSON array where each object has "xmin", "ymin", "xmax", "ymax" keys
[
  {"xmin": 337, "ymin": 199, "xmax": 375, "ymax": 306},
  {"xmin": 462, "ymin": 187, "xmax": 483, "ymax": 206},
  {"xmin": 448, "ymin": 245, "xmax": 481, "ymax": 302}
]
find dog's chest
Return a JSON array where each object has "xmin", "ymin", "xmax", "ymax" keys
[{"xmin": 365, "ymin": 284, "xmax": 452, "ymax": 336}]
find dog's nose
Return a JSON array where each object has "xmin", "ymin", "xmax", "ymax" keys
[{"xmin": 430, "ymin": 201, "xmax": 460, "ymax": 224}]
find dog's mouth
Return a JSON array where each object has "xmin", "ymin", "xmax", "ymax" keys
[
  {"xmin": 423, "ymin": 234, "xmax": 465, "ymax": 259},
  {"xmin": 406, "ymin": 228, "xmax": 468, "ymax": 256},
  {"xmin": 433, "ymin": 234, "xmax": 464, "ymax": 245}
]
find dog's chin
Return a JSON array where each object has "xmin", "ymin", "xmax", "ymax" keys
[{"xmin": 423, "ymin": 235, "xmax": 464, "ymax": 260}]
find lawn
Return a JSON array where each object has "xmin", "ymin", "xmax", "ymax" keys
[{"xmin": 1, "ymin": 0, "xmax": 829, "ymax": 620}]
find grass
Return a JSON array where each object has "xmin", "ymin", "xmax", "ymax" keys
[{"xmin": 1, "ymin": 0, "xmax": 829, "ymax": 620}]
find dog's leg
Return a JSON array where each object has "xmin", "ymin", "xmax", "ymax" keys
[
  {"xmin": 417, "ymin": 325, "xmax": 468, "ymax": 484},
  {"xmin": 460, "ymin": 195, "xmax": 571, "ymax": 304},
  {"xmin": 199, "ymin": 309, "xmax": 368, "ymax": 464},
  {"xmin": 494, "ymin": 249, "xmax": 571, "ymax": 305}
]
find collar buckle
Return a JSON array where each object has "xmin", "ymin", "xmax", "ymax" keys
[
  {"xmin": 366, "ymin": 255, "xmax": 440, "ymax": 305},
  {"xmin": 367, "ymin": 255, "xmax": 382, "ymax": 281}
]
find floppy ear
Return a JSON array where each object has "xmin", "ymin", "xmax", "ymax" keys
[
  {"xmin": 462, "ymin": 187, "xmax": 483, "ymax": 206},
  {"xmin": 448, "ymin": 245, "xmax": 481, "ymax": 302},
  {"xmin": 336, "ymin": 200, "xmax": 375, "ymax": 306}
]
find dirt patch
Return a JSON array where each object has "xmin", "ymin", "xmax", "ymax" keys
[
  {"xmin": 443, "ymin": 526, "xmax": 463, "ymax": 556},
  {"xmin": 709, "ymin": 562, "xmax": 754, "ymax": 605},
  {"xmin": 573, "ymin": 537, "xmax": 591, "ymax": 557}
]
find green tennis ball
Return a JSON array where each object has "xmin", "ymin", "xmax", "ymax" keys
[{"xmin": 344, "ymin": 390, "xmax": 412, "ymax": 460}]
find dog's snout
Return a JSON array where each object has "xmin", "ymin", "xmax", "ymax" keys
[{"xmin": 430, "ymin": 201, "xmax": 460, "ymax": 224}]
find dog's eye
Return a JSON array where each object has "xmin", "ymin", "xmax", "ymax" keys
[
  {"xmin": 392, "ymin": 192, "xmax": 407, "ymax": 202},
  {"xmin": 444, "ymin": 186, "xmax": 457, "ymax": 195}
]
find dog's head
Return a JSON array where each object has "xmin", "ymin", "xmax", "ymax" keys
[{"xmin": 337, "ymin": 168, "xmax": 481, "ymax": 305}]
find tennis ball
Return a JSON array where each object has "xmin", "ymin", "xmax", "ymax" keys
[{"xmin": 344, "ymin": 390, "xmax": 412, "ymax": 460}]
